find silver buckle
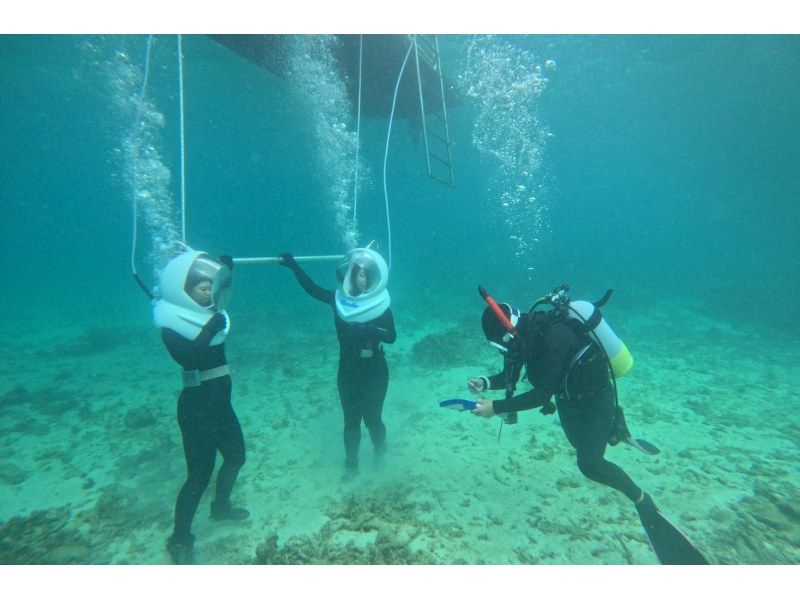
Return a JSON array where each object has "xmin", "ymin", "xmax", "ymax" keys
[
  {"xmin": 360, "ymin": 349, "xmax": 374, "ymax": 358},
  {"xmin": 182, "ymin": 369, "xmax": 201, "ymax": 387}
]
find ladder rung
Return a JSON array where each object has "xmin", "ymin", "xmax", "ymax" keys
[
  {"xmin": 426, "ymin": 109, "xmax": 445, "ymax": 122},
  {"xmin": 415, "ymin": 45, "xmax": 438, "ymax": 69},
  {"xmin": 428, "ymin": 130, "xmax": 449, "ymax": 144},
  {"xmin": 429, "ymin": 153, "xmax": 452, "ymax": 167},
  {"xmin": 416, "ymin": 36, "xmax": 438, "ymax": 57},
  {"xmin": 416, "ymin": 54, "xmax": 437, "ymax": 72},
  {"xmin": 428, "ymin": 172, "xmax": 455, "ymax": 186},
  {"xmin": 415, "ymin": 34, "xmax": 453, "ymax": 189}
]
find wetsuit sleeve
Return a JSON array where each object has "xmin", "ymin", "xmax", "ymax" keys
[
  {"xmin": 487, "ymin": 357, "xmax": 551, "ymax": 413},
  {"xmin": 485, "ymin": 355, "xmax": 521, "ymax": 391},
  {"xmin": 287, "ymin": 261, "xmax": 335, "ymax": 305},
  {"xmin": 374, "ymin": 308, "xmax": 396, "ymax": 344},
  {"xmin": 486, "ymin": 371, "xmax": 507, "ymax": 390},
  {"xmin": 492, "ymin": 387, "xmax": 552, "ymax": 414},
  {"xmin": 349, "ymin": 309, "xmax": 396, "ymax": 346},
  {"xmin": 162, "ymin": 325, "xmax": 218, "ymax": 364}
]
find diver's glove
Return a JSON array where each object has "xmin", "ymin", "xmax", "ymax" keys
[
  {"xmin": 278, "ymin": 252, "xmax": 298, "ymax": 269},
  {"xmin": 204, "ymin": 312, "xmax": 227, "ymax": 335},
  {"xmin": 539, "ymin": 400, "xmax": 556, "ymax": 416},
  {"xmin": 219, "ymin": 255, "xmax": 234, "ymax": 270}
]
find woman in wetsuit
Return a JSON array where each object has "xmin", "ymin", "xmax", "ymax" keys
[
  {"xmin": 279, "ymin": 248, "xmax": 396, "ymax": 481},
  {"xmin": 153, "ymin": 251, "xmax": 248, "ymax": 565}
]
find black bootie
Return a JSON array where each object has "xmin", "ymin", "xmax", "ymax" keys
[
  {"xmin": 210, "ymin": 499, "xmax": 250, "ymax": 521},
  {"xmin": 166, "ymin": 532, "xmax": 195, "ymax": 565},
  {"xmin": 374, "ymin": 442, "xmax": 387, "ymax": 470},
  {"xmin": 342, "ymin": 457, "xmax": 359, "ymax": 482}
]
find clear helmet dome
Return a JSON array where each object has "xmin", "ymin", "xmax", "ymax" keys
[
  {"xmin": 336, "ymin": 247, "xmax": 389, "ymax": 300},
  {"xmin": 159, "ymin": 251, "xmax": 231, "ymax": 311}
]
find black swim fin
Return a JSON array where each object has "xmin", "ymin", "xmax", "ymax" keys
[
  {"xmin": 635, "ymin": 494, "xmax": 709, "ymax": 565},
  {"xmin": 610, "ymin": 406, "xmax": 661, "ymax": 455},
  {"xmin": 622, "ymin": 436, "xmax": 661, "ymax": 455}
]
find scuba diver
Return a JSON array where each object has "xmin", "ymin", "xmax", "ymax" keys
[
  {"xmin": 469, "ymin": 284, "xmax": 707, "ymax": 565},
  {"xmin": 279, "ymin": 247, "xmax": 396, "ymax": 481},
  {"xmin": 153, "ymin": 251, "xmax": 248, "ymax": 565}
]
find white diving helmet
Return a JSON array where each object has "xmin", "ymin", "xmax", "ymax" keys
[
  {"xmin": 153, "ymin": 250, "xmax": 232, "ymax": 343},
  {"xmin": 334, "ymin": 247, "xmax": 390, "ymax": 323}
]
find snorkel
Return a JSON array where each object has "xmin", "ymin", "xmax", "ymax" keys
[
  {"xmin": 478, "ymin": 285, "xmax": 523, "ymax": 429},
  {"xmin": 478, "ymin": 285, "xmax": 518, "ymax": 340}
]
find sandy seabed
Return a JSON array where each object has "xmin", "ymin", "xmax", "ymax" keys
[{"xmin": 1, "ymin": 293, "xmax": 798, "ymax": 566}]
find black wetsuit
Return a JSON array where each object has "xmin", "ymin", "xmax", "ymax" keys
[
  {"xmin": 489, "ymin": 313, "xmax": 641, "ymax": 501},
  {"xmin": 285, "ymin": 261, "xmax": 396, "ymax": 470},
  {"xmin": 161, "ymin": 317, "xmax": 246, "ymax": 543}
]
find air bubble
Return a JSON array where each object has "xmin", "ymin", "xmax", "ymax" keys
[{"xmin": 461, "ymin": 35, "xmax": 551, "ymax": 260}]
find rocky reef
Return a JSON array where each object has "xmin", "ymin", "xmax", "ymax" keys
[
  {"xmin": 411, "ymin": 326, "xmax": 486, "ymax": 369},
  {"xmin": 255, "ymin": 489, "xmax": 437, "ymax": 564},
  {"xmin": 712, "ymin": 481, "xmax": 800, "ymax": 564},
  {"xmin": 0, "ymin": 507, "xmax": 96, "ymax": 564}
]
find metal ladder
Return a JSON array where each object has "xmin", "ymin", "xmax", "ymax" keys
[{"xmin": 412, "ymin": 35, "xmax": 454, "ymax": 187}]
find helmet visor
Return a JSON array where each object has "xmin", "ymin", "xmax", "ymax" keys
[
  {"xmin": 211, "ymin": 265, "xmax": 232, "ymax": 309},
  {"xmin": 337, "ymin": 251, "xmax": 382, "ymax": 297},
  {"xmin": 185, "ymin": 256, "xmax": 231, "ymax": 309}
]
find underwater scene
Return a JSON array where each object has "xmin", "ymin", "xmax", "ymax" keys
[{"xmin": 1, "ymin": 34, "xmax": 799, "ymax": 565}]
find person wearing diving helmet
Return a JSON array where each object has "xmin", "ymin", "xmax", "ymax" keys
[
  {"xmin": 153, "ymin": 251, "xmax": 248, "ymax": 565},
  {"xmin": 279, "ymin": 247, "xmax": 396, "ymax": 481},
  {"xmin": 468, "ymin": 285, "xmax": 708, "ymax": 564}
]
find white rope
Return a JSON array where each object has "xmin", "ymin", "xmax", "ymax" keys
[
  {"xmin": 352, "ymin": 34, "xmax": 363, "ymax": 234},
  {"xmin": 382, "ymin": 41, "xmax": 414, "ymax": 270},
  {"xmin": 131, "ymin": 34, "xmax": 153, "ymax": 276},
  {"xmin": 178, "ymin": 34, "xmax": 187, "ymax": 244}
]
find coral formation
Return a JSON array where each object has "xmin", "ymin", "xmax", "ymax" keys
[
  {"xmin": 255, "ymin": 489, "xmax": 433, "ymax": 564},
  {"xmin": 411, "ymin": 326, "xmax": 485, "ymax": 369},
  {"xmin": 0, "ymin": 507, "xmax": 96, "ymax": 564},
  {"xmin": 713, "ymin": 482, "xmax": 800, "ymax": 564}
]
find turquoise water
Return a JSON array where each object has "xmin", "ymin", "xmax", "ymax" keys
[{"xmin": 1, "ymin": 34, "xmax": 799, "ymax": 565}]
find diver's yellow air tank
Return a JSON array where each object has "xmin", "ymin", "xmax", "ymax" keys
[{"xmin": 567, "ymin": 300, "xmax": 633, "ymax": 378}]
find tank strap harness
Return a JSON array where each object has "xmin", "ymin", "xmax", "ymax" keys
[
  {"xmin": 565, "ymin": 288, "xmax": 611, "ymax": 340},
  {"xmin": 478, "ymin": 283, "xmax": 629, "ymax": 420},
  {"xmin": 528, "ymin": 284, "xmax": 627, "ymax": 402},
  {"xmin": 578, "ymin": 305, "xmax": 603, "ymax": 332},
  {"xmin": 182, "ymin": 364, "xmax": 231, "ymax": 388}
]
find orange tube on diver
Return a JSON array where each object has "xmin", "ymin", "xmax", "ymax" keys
[{"xmin": 478, "ymin": 285, "xmax": 517, "ymax": 337}]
